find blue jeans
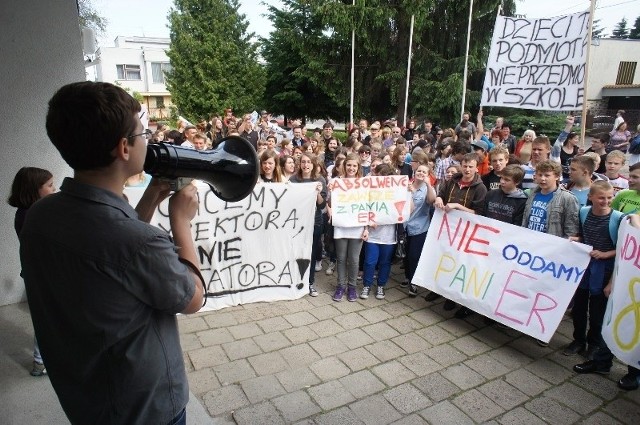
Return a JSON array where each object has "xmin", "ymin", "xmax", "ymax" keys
[
  {"xmin": 168, "ymin": 408, "xmax": 186, "ymax": 425},
  {"xmin": 363, "ymin": 242, "xmax": 394, "ymax": 287}
]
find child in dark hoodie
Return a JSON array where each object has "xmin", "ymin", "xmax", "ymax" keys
[
  {"xmin": 484, "ymin": 164, "xmax": 528, "ymax": 225},
  {"xmin": 426, "ymin": 152, "xmax": 488, "ymax": 316}
]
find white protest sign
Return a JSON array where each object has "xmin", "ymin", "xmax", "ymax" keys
[
  {"xmin": 603, "ymin": 219, "xmax": 640, "ymax": 368},
  {"xmin": 330, "ymin": 175, "xmax": 411, "ymax": 227},
  {"xmin": 125, "ymin": 181, "xmax": 316, "ymax": 311},
  {"xmin": 481, "ymin": 11, "xmax": 590, "ymax": 111},
  {"xmin": 412, "ymin": 209, "xmax": 591, "ymax": 342}
]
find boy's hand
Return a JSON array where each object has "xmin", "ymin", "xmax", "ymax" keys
[
  {"xmin": 603, "ymin": 281, "xmax": 613, "ymax": 297},
  {"xmin": 434, "ymin": 197, "xmax": 445, "ymax": 210},
  {"xmin": 169, "ymin": 183, "xmax": 199, "ymax": 222}
]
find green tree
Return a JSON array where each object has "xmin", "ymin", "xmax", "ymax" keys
[
  {"xmin": 165, "ymin": 0, "xmax": 265, "ymax": 121},
  {"xmin": 261, "ymin": 0, "xmax": 344, "ymax": 121},
  {"xmin": 260, "ymin": 0, "xmax": 514, "ymax": 125},
  {"xmin": 629, "ymin": 16, "xmax": 640, "ymax": 39},
  {"xmin": 611, "ymin": 17, "xmax": 629, "ymax": 39}
]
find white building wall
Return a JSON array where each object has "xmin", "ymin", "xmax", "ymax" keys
[
  {"xmin": 587, "ymin": 39, "xmax": 640, "ymax": 100},
  {"xmin": 0, "ymin": 0, "xmax": 82, "ymax": 305}
]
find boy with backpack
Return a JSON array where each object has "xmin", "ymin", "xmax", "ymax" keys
[{"xmin": 564, "ymin": 181, "xmax": 624, "ymax": 362}]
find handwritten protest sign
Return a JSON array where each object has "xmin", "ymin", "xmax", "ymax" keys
[
  {"xmin": 603, "ymin": 219, "xmax": 640, "ymax": 368},
  {"xmin": 330, "ymin": 175, "xmax": 411, "ymax": 227},
  {"xmin": 412, "ymin": 209, "xmax": 591, "ymax": 342},
  {"xmin": 125, "ymin": 182, "xmax": 316, "ymax": 311},
  {"xmin": 481, "ymin": 11, "xmax": 590, "ymax": 111}
]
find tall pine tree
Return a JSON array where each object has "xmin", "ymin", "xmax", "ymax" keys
[
  {"xmin": 611, "ymin": 17, "xmax": 629, "ymax": 39},
  {"xmin": 165, "ymin": 0, "xmax": 265, "ymax": 121}
]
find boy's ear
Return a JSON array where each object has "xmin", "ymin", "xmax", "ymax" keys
[{"xmin": 111, "ymin": 137, "xmax": 130, "ymax": 161}]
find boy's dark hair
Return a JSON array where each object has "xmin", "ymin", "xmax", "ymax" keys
[
  {"xmin": 593, "ymin": 132, "xmax": 610, "ymax": 143},
  {"xmin": 502, "ymin": 123, "xmax": 511, "ymax": 130},
  {"xmin": 166, "ymin": 130, "xmax": 183, "ymax": 145},
  {"xmin": 375, "ymin": 163, "xmax": 395, "ymax": 176},
  {"xmin": 46, "ymin": 82, "xmax": 141, "ymax": 170},
  {"xmin": 457, "ymin": 129, "xmax": 472, "ymax": 142},
  {"xmin": 184, "ymin": 125, "xmax": 196, "ymax": 133},
  {"xmin": 571, "ymin": 155, "xmax": 596, "ymax": 174},
  {"xmin": 630, "ymin": 162, "xmax": 640, "ymax": 172},
  {"xmin": 500, "ymin": 164, "xmax": 524, "ymax": 184},
  {"xmin": 8, "ymin": 167, "xmax": 53, "ymax": 209},
  {"xmin": 451, "ymin": 140, "xmax": 471, "ymax": 156}
]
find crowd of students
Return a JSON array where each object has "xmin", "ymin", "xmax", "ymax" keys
[
  {"xmin": 219, "ymin": 110, "xmax": 639, "ymax": 392},
  {"xmin": 12, "ymin": 105, "xmax": 640, "ymax": 395}
]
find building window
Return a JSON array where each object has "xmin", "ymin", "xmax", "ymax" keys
[
  {"xmin": 116, "ymin": 64, "xmax": 141, "ymax": 80},
  {"xmin": 155, "ymin": 96, "xmax": 165, "ymax": 108},
  {"xmin": 616, "ymin": 62, "xmax": 637, "ymax": 85},
  {"xmin": 151, "ymin": 62, "xmax": 172, "ymax": 84}
]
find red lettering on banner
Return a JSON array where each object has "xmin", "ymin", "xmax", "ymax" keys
[
  {"xmin": 527, "ymin": 293, "xmax": 558, "ymax": 334},
  {"xmin": 437, "ymin": 213, "xmax": 499, "ymax": 257},
  {"xmin": 357, "ymin": 212, "xmax": 376, "ymax": 224},
  {"xmin": 621, "ymin": 233, "xmax": 640, "ymax": 270},
  {"xmin": 464, "ymin": 224, "xmax": 500, "ymax": 257},
  {"xmin": 494, "ymin": 270, "xmax": 537, "ymax": 324}
]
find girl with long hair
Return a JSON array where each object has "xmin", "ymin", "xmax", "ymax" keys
[
  {"xmin": 8, "ymin": 167, "xmax": 56, "ymax": 377},
  {"xmin": 289, "ymin": 153, "xmax": 327, "ymax": 296},
  {"xmin": 331, "ymin": 153, "xmax": 367, "ymax": 302},
  {"xmin": 259, "ymin": 150, "xmax": 283, "ymax": 183}
]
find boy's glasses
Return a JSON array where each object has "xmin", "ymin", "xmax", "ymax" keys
[{"xmin": 128, "ymin": 129, "xmax": 153, "ymax": 140}]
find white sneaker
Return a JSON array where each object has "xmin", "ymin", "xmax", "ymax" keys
[
  {"xmin": 325, "ymin": 261, "xmax": 336, "ymax": 275},
  {"xmin": 315, "ymin": 260, "xmax": 322, "ymax": 272},
  {"xmin": 309, "ymin": 284, "xmax": 318, "ymax": 297},
  {"xmin": 360, "ymin": 286, "xmax": 371, "ymax": 299}
]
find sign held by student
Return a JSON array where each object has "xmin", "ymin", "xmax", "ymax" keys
[
  {"xmin": 481, "ymin": 11, "xmax": 590, "ymax": 111},
  {"xmin": 412, "ymin": 209, "xmax": 592, "ymax": 342},
  {"xmin": 603, "ymin": 219, "xmax": 640, "ymax": 368},
  {"xmin": 126, "ymin": 182, "xmax": 316, "ymax": 311},
  {"xmin": 330, "ymin": 175, "xmax": 411, "ymax": 227}
]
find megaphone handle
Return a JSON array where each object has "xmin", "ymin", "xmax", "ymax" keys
[{"xmin": 159, "ymin": 177, "xmax": 194, "ymax": 192}]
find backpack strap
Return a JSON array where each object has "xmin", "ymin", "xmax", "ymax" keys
[
  {"xmin": 609, "ymin": 210, "xmax": 625, "ymax": 245},
  {"xmin": 579, "ymin": 206, "xmax": 590, "ymax": 227}
]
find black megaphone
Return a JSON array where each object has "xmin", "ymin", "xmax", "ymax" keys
[{"xmin": 144, "ymin": 136, "xmax": 259, "ymax": 202}]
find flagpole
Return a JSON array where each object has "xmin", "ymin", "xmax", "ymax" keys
[
  {"xmin": 349, "ymin": 0, "xmax": 355, "ymax": 130},
  {"xmin": 580, "ymin": 0, "xmax": 596, "ymax": 148},
  {"xmin": 460, "ymin": 0, "xmax": 474, "ymax": 121},
  {"xmin": 403, "ymin": 14, "xmax": 415, "ymax": 127}
]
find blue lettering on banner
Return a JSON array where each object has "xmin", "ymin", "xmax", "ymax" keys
[{"xmin": 501, "ymin": 244, "xmax": 585, "ymax": 283}]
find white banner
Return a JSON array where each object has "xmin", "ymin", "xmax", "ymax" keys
[
  {"xmin": 412, "ymin": 209, "xmax": 592, "ymax": 342},
  {"xmin": 126, "ymin": 182, "xmax": 316, "ymax": 311},
  {"xmin": 603, "ymin": 219, "xmax": 640, "ymax": 367},
  {"xmin": 481, "ymin": 11, "xmax": 590, "ymax": 111},
  {"xmin": 330, "ymin": 175, "xmax": 411, "ymax": 227}
]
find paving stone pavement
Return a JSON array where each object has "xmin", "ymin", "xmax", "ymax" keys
[{"xmin": 180, "ymin": 261, "xmax": 640, "ymax": 424}]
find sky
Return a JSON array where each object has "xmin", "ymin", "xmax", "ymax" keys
[{"xmin": 95, "ymin": 0, "xmax": 640, "ymax": 47}]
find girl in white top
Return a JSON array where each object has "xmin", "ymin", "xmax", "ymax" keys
[
  {"xmin": 331, "ymin": 153, "xmax": 368, "ymax": 302},
  {"xmin": 360, "ymin": 164, "xmax": 398, "ymax": 300}
]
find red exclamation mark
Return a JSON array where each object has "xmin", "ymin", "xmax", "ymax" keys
[{"xmin": 395, "ymin": 201, "xmax": 406, "ymax": 222}]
